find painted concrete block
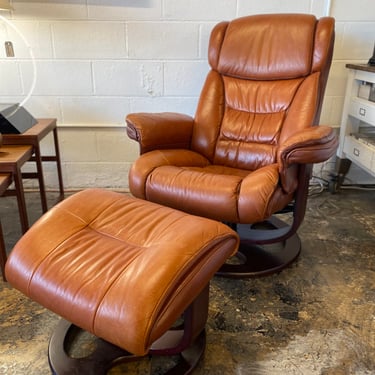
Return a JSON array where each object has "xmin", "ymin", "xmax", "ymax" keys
[
  {"xmin": 95, "ymin": 128, "xmax": 139, "ymax": 162},
  {"xmin": 25, "ymin": 96, "xmax": 62, "ymax": 121},
  {"xmin": 1, "ymin": 21, "xmax": 53, "ymax": 59},
  {"xmin": 12, "ymin": 0, "xmax": 87, "ymax": 20},
  {"xmin": 60, "ymin": 97, "xmax": 131, "ymax": 125},
  {"xmin": 164, "ymin": 0, "xmax": 236, "ymax": 20},
  {"xmin": 164, "ymin": 61, "xmax": 209, "ymax": 96},
  {"xmin": 129, "ymin": 97, "xmax": 199, "ymax": 117},
  {"xmin": 87, "ymin": 0, "xmax": 162, "ymax": 20},
  {"xmin": 330, "ymin": 0, "xmax": 375, "ymax": 21},
  {"xmin": 52, "ymin": 22, "xmax": 127, "ymax": 59},
  {"xmin": 337, "ymin": 22, "xmax": 375, "ymax": 60},
  {"xmin": 58, "ymin": 128, "xmax": 98, "ymax": 162},
  {"xmin": 20, "ymin": 60, "xmax": 93, "ymax": 96},
  {"xmin": 237, "ymin": 0, "xmax": 311, "ymax": 15},
  {"xmin": 0, "ymin": 61, "xmax": 23, "ymax": 95},
  {"xmin": 127, "ymin": 23, "xmax": 199, "ymax": 59},
  {"xmin": 93, "ymin": 61, "xmax": 163, "ymax": 96},
  {"xmin": 325, "ymin": 62, "xmax": 349, "ymax": 97},
  {"xmin": 199, "ymin": 23, "xmax": 216, "ymax": 59}
]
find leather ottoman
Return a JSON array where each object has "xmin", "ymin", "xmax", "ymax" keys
[{"xmin": 5, "ymin": 189, "xmax": 239, "ymax": 374}]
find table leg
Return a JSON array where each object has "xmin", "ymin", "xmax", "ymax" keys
[
  {"xmin": 53, "ymin": 128, "xmax": 64, "ymax": 201},
  {"xmin": 0, "ymin": 222, "xmax": 6, "ymax": 281},
  {"xmin": 13, "ymin": 167, "xmax": 29, "ymax": 234},
  {"xmin": 33, "ymin": 145, "xmax": 48, "ymax": 213}
]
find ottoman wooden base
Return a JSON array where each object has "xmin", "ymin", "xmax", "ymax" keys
[
  {"xmin": 49, "ymin": 286, "xmax": 208, "ymax": 375},
  {"xmin": 5, "ymin": 189, "xmax": 238, "ymax": 374}
]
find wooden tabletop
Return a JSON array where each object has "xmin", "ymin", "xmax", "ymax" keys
[
  {"xmin": 0, "ymin": 145, "xmax": 33, "ymax": 167},
  {"xmin": 2, "ymin": 119, "xmax": 57, "ymax": 145},
  {"xmin": 346, "ymin": 63, "xmax": 375, "ymax": 73}
]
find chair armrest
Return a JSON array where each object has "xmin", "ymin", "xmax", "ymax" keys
[
  {"xmin": 277, "ymin": 126, "xmax": 338, "ymax": 194},
  {"xmin": 126, "ymin": 112, "xmax": 194, "ymax": 154},
  {"xmin": 278, "ymin": 126, "xmax": 338, "ymax": 170}
]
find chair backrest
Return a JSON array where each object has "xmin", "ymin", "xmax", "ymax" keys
[{"xmin": 192, "ymin": 14, "xmax": 335, "ymax": 171}]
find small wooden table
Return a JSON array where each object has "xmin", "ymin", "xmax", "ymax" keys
[
  {"xmin": 0, "ymin": 173, "xmax": 12, "ymax": 281},
  {"xmin": 2, "ymin": 118, "xmax": 64, "ymax": 212},
  {"xmin": 0, "ymin": 145, "xmax": 33, "ymax": 234}
]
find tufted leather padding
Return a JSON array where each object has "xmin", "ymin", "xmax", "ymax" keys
[
  {"xmin": 127, "ymin": 14, "xmax": 338, "ymax": 225},
  {"xmin": 5, "ymin": 189, "xmax": 239, "ymax": 356}
]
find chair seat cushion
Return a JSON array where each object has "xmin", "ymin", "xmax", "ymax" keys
[
  {"xmin": 5, "ymin": 189, "xmax": 238, "ymax": 356},
  {"xmin": 130, "ymin": 150, "xmax": 290, "ymax": 223}
]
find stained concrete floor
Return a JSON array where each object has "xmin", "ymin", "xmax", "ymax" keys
[{"xmin": 0, "ymin": 189, "xmax": 374, "ymax": 374}]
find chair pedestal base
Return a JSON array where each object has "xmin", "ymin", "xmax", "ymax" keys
[
  {"xmin": 217, "ymin": 216, "xmax": 301, "ymax": 278},
  {"xmin": 48, "ymin": 320, "xmax": 206, "ymax": 375}
]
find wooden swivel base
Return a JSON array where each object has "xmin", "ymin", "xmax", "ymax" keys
[
  {"xmin": 48, "ymin": 287, "xmax": 209, "ymax": 375},
  {"xmin": 48, "ymin": 320, "xmax": 205, "ymax": 375},
  {"xmin": 217, "ymin": 216, "xmax": 301, "ymax": 278}
]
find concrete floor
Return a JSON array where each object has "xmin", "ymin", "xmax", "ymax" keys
[{"xmin": 0, "ymin": 188, "xmax": 374, "ymax": 374}]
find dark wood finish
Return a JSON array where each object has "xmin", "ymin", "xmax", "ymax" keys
[
  {"xmin": 345, "ymin": 63, "xmax": 375, "ymax": 74},
  {"xmin": 217, "ymin": 164, "xmax": 310, "ymax": 277},
  {"xmin": 0, "ymin": 145, "xmax": 33, "ymax": 234},
  {"xmin": 48, "ymin": 286, "xmax": 209, "ymax": 375},
  {"xmin": 217, "ymin": 217, "xmax": 301, "ymax": 278},
  {"xmin": 0, "ymin": 173, "xmax": 12, "ymax": 281},
  {"xmin": 2, "ymin": 118, "xmax": 64, "ymax": 212}
]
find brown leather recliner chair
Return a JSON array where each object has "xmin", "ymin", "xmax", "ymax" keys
[{"xmin": 126, "ymin": 14, "xmax": 338, "ymax": 277}]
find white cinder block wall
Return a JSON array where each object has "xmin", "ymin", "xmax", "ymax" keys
[{"xmin": 0, "ymin": 0, "xmax": 374, "ymax": 190}]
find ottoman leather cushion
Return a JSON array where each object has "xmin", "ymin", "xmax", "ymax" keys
[{"xmin": 5, "ymin": 189, "xmax": 239, "ymax": 356}]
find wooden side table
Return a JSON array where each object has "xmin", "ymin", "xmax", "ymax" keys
[
  {"xmin": 2, "ymin": 118, "xmax": 64, "ymax": 212},
  {"xmin": 0, "ymin": 173, "xmax": 12, "ymax": 281},
  {"xmin": 0, "ymin": 145, "xmax": 33, "ymax": 234}
]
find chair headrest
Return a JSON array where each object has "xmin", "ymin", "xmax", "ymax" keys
[{"xmin": 209, "ymin": 14, "xmax": 334, "ymax": 80}]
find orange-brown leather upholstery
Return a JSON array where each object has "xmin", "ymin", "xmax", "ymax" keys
[
  {"xmin": 5, "ymin": 189, "xmax": 239, "ymax": 356},
  {"xmin": 127, "ymin": 14, "xmax": 338, "ymax": 224}
]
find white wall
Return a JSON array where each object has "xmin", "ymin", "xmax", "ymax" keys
[{"xmin": 0, "ymin": 0, "xmax": 374, "ymax": 189}]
